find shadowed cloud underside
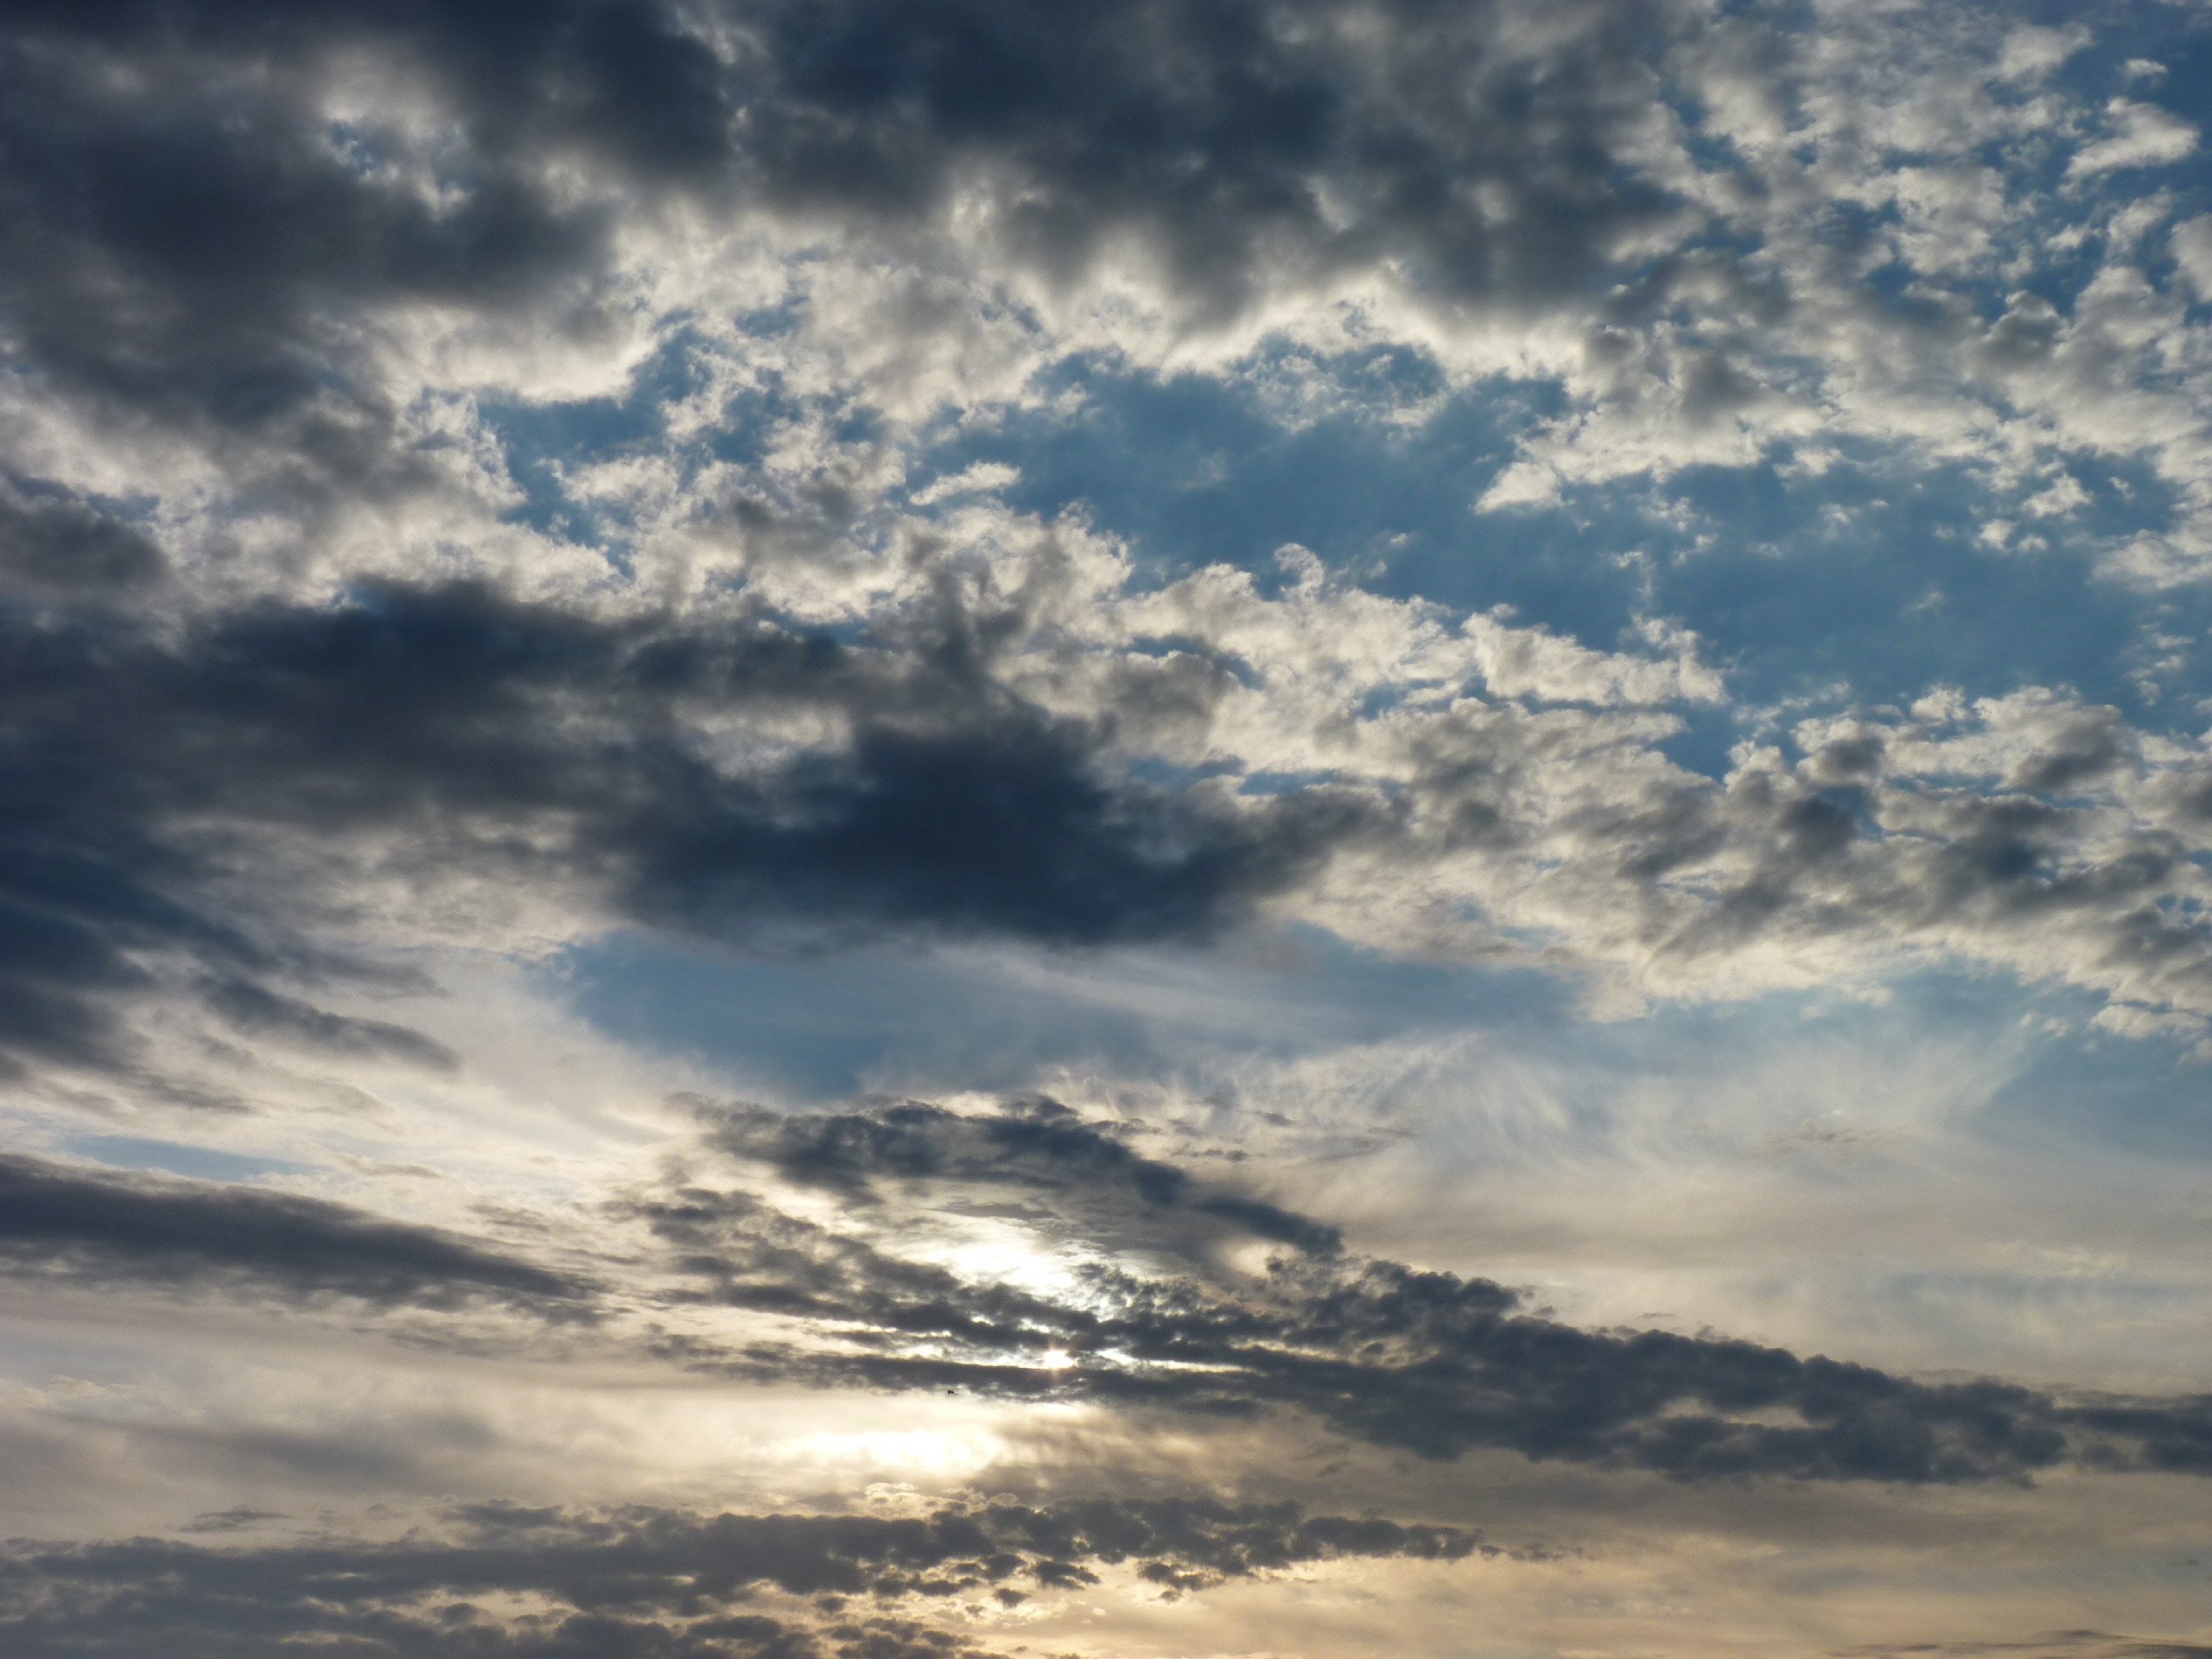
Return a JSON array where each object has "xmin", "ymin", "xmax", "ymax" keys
[{"xmin": 3, "ymin": 2, "xmax": 2212, "ymax": 1656}]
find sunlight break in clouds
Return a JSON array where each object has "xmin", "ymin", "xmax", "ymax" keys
[{"xmin": 3, "ymin": 2, "xmax": 2212, "ymax": 1656}]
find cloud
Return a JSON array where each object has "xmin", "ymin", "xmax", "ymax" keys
[
  {"xmin": 12, "ymin": 0, "xmax": 2206, "ymax": 592},
  {"xmin": 0, "ymin": 3, "xmax": 624, "ymax": 446},
  {"xmin": 3, "ymin": 1088, "xmax": 2198, "ymax": 1502},
  {"xmin": 635, "ymin": 1096, "xmax": 2212, "ymax": 1487},
  {"xmin": 0, "ymin": 574, "xmax": 1389, "ymax": 1092},
  {"xmin": 4, "ymin": 0, "xmax": 2194, "ymax": 593},
  {"xmin": 0, "ymin": 1493, "xmax": 1481, "ymax": 1657},
  {"xmin": 2068, "ymin": 98, "xmax": 2201, "ymax": 179},
  {"xmin": 200, "ymin": 977, "xmax": 459, "ymax": 1071},
  {"xmin": 0, "ymin": 486, "xmax": 165, "ymax": 596},
  {"xmin": 17, "ymin": 514, "xmax": 2212, "ymax": 1116},
  {"xmin": 1846, "ymin": 1639, "xmax": 2212, "ymax": 1659},
  {"xmin": 2, "ymin": 4, "xmax": 2209, "ymax": 1652},
  {"xmin": 0, "ymin": 0, "xmax": 1694, "ymax": 475},
  {"xmin": 1, "ymin": 7, "xmax": 2208, "ymax": 1085},
  {"xmin": 2175, "ymin": 215, "xmax": 2212, "ymax": 302},
  {"xmin": 0, "ymin": 1154, "xmax": 589, "ymax": 1314},
  {"xmin": 703, "ymin": 1093, "xmax": 1343, "ymax": 1255}
]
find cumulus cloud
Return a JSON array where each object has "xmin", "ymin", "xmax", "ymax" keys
[
  {"xmin": 16, "ymin": 512, "xmax": 2212, "ymax": 1115},
  {"xmin": 0, "ymin": 0, "xmax": 1690, "ymax": 490},
  {"xmin": 2, "ymin": 0, "xmax": 2204, "ymax": 591},
  {"xmin": 2173, "ymin": 213, "xmax": 2212, "ymax": 301},
  {"xmin": 2069, "ymin": 99, "xmax": 2201, "ymax": 179}
]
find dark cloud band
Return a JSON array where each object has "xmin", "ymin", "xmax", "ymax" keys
[
  {"xmin": 646, "ymin": 1096, "xmax": 2212, "ymax": 1486},
  {"xmin": 0, "ymin": 1493, "xmax": 1482, "ymax": 1657},
  {"xmin": 0, "ymin": 1154, "xmax": 589, "ymax": 1313},
  {"xmin": 0, "ymin": 581, "xmax": 1377, "ymax": 1087}
]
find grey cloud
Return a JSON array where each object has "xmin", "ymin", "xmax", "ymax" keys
[
  {"xmin": 760, "ymin": 1251, "xmax": 2088, "ymax": 1485},
  {"xmin": 178, "ymin": 1507, "xmax": 287, "ymax": 1535},
  {"xmin": 0, "ymin": 580, "xmax": 1376, "ymax": 1090},
  {"xmin": 704, "ymin": 1093, "xmax": 1343, "ymax": 1255},
  {"xmin": 0, "ymin": 0, "xmax": 1728, "ymax": 552},
  {"xmin": 2001, "ymin": 706, "xmax": 2135, "ymax": 797},
  {"xmin": 648, "ymin": 1096, "xmax": 2212, "ymax": 1486},
  {"xmin": 1380, "ymin": 690, "xmax": 2212, "ymax": 1022},
  {"xmin": 0, "ymin": 1493, "xmax": 1480, "ymax": 1657},
  {"xmin": 0, "ymin": 1153, "xmax": 590, "ymax": 1314},
  {"xmin": 3, "ymin": 0, "xmax": 2205, "ymax": 607},
  {"xmin": 0, "ymin": 487, "xmax": 165, "ymax": 596},
  {"xmin": 722, "ymin": 0, "xmax": 1690, "ymax": 313},
  {"xmin": 0, "ymin": 8, "xmax": 612, "ymax": 456},
  {"xmin": 4, "ymin": 2, "xmax": 2207, "ymax": 1052},
  {"xmin": 633, "ymin": 1179, "xmax": 1133, "ymax": 1372},
  {"xmin": 1843, "ymin": 1640, "xmax": 2212, "ymax": 1659},
  {"xmin": 620, "ymin": 713, "xmax": 1373, "ymax": 949},
  {"xmin": 201, "ymin": 977, "xmax": 459, "ymax": 1071},
  {"xmin": 10, "ymin": 547, "xmax": 2212, "ymax": 1124},
  {"xmin": 2051, "ymin": 1395, "xmax": 2212, "ymax": 1477}
]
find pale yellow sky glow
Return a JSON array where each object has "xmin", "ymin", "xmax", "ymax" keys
[{"xmin": 4, "ymin": 0, "xmax": 2212, "ymax": 1655}]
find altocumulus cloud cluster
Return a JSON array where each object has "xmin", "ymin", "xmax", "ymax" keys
[{"xmin": 5, "ymin": 1, "xmax": 2212, "ymax": 1656}]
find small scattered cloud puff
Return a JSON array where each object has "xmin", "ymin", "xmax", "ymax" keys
[
  {"xmin": 1462, "ymin": 611, "xmax": 1726, "ymax": 707},
  {"xmin": 2172, "ymin": 214, "xmax": 2212, "ymax": 302},
  {"xmin": 2069, "ymin": 99, "xmax": 2201, "ymax": 180}
]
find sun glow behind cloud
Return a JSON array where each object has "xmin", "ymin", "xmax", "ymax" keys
[{"xmin": 1, "ymin": 1, "xmax": 2211, "ymax": 1655}]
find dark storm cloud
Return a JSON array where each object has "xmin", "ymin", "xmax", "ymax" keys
[
  {"xmin": 0, "ymin": 4, "xmax": 613, "ymax": 475},
  {"xmin": 0, "ymin": 1493, "xmax": 1480, "ymax": 1657},
  {"xmin": 648, "ymin": 1096, "xmax": 2212, "ymax": 1487},
  {"xmin": 0, "ymin": 581, "xmax": 1376, "ymax": 1088},
  {"xmin": 706, "ymin": 1093, "xmax": 1343, "ymax": 1255},
  {"xmin": 721, "ymin": 0, "xmax": 1688, "ymax": 319},
  {"xmin": 0, "ymin": 488, "xmax": 165, "ymax": 596},
  {"xmin": 0, "ymin": 1154, "xmax": 588, "ymax": 1313}
]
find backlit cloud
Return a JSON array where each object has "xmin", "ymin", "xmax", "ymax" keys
[{"xmin": 5, "ymin": 2, "xmax": 2212, "ymax": 1655}]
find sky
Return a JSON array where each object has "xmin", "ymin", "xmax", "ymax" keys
[{"xmin": 3, "ymin": 1, "xmax": 2212, "ymax": 1655}]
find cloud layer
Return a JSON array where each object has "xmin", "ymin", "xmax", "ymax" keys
[
  {"xmin": 0, "ymin": 1493, "xmax": 1478, "ymax": 1658},
  {"xmin": 5, "ymin": 2, "xmax": 2212, "ymax": 1656}
]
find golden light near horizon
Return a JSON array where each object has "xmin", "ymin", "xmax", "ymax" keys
[{"xmin": 2, "ymin": 3, "xmax": 2211, "ymax": 1656}]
